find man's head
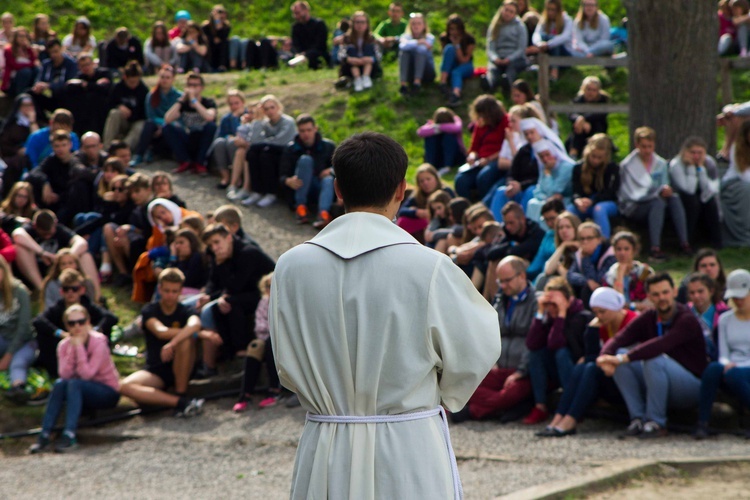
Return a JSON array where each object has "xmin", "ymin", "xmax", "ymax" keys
[
  {"xmin": 202, "ymin": 223, "xmax": 234, "ymax": 262},
  {"xmin": 634, "ymin": 126, "xmax": 656, "ymax": 157},
  {"xmin": 501, "ymin": 201, "xmax": 526, "ymax": 236},
  {"xmin": 185, "ymin": 72, "xmax": 204, "ymax": 97},
  {"xmin": 49, "ymin": 109, "xmax": 74, "ymax": 132},
  {"xmin": 32, "ymin": 210, "xmax": 57, "ymax": 240},
  {"xmin": 158, "ymin": 267, "xmax": 185, "ymax": 308},
  {"xmin": 296, "ymin": 114, "xmax": 318, "ymax": 147},
  {"xmin": 388, "ymin": 2, "xmax": 404, "ymax": 22},
  {"xmin": 127, "ymin": 172, "xmax": 153, "ymax": 206},
  {"xmin": 645, "ymin": 272, "xmax": 676, "ymax": 316},
  {"xmin": 332, "ymin": 132, "xmax": 407, "ymax": 212},
  {"xmin": 80, "ymin": 132, "xmax": 102, "ymax": 162},
  {"xmin": 50, "ymin": 130, "xmax": 72, "ymax": 160},
  {"xmin": 540, "ymin": 198, "xmax": 564, "ymax": 230},
  {"xmin": 46, "ymin": 39, "xmax": 63, "ymax": 65},
  {"xmin": 291, "ymin": 1, "xmax": 311, "ymax": 23},
  {"xmin": 542, "ymin": 276, "xmax": 573, "ymax": 317},
  {"xmin": 496, "ymin": 255, "xmax": 528, "ymax": 297},
  {"xmin": 108, "ymin": 140, "xmax": 131, "ymax": 165},
  {"xmin": 59, "ymin": 268, "xmax": 86, "ymax": 305},
  {"xmin": 63, "ymin": 304, "xmax": 91, "ymax": 332},
  {"xmin": 213, "ymin": 205, "xmax": 242, "ymax": 234},
  {"xmin": 77, "ymin": 52, "xmax": 96, "ymax": 77}
]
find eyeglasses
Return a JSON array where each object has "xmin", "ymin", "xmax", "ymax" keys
[
  {"xmin": 66, "ymin": 318, "xmax": 87, "ymax": 327},
  {"xmin": 496, "ymin": 274, "xmax": 519, "ymax": 286},
  {"xmin": 62, "ymin": 285, "xmax": 82, "ymax": 293}
]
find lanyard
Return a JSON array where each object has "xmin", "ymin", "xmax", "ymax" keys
[{"xmin": 656, "ymin": 320, "xmax": 671, "ymax": 337}]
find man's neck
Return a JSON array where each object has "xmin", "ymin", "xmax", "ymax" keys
[
  {"xmin": 658, "ymin": 304, "xmax": 676, "ymax": 322},
  {"xmin": 160, "ymin": 300, "xmax": 178, "ymax": 315}
]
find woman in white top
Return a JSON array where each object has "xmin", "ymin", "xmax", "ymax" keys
[
  {"xmin": 695, "ymin": 269, "xmax": 750, "ymax": 439},
  {"xmin": 398, "ymin": 13, "xmax": 435, "ymax": 95},
  {"xmin": 569, "ymin": 0, "xmax": 613, "ymax": 57},
  {"xmin": 144, "ymin": 22, "xmax": 179, "ymax": 74},
  {"xmin": 527, "ymin": 0, "xmax": 573, "ymax": 80},
  {"xmin": 62, "ymin": 17, "xmax": 95, "ymax": 58}
]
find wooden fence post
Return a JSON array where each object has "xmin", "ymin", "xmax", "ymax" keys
[{"xmin": 537, "ymin": 53, "xmax": 550, "ymax": 116}]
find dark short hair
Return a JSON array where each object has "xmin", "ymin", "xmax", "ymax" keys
[
  {"xmin": 50, "ymin": 129, "xmax": 71, "ymax": 144},
  {"xmin": 46, "ymin": 38, "xmax": 62, "ymax": 50},
  {"xmin": 50, "ymin": 109, "xmax": 74, "ymax": 127},
  {"xmin": 126, "ymin": 172, "xmax": 151, "ymax": 191},
  {"xmin": 108, "ymin": 140, "xmax": 130, "ymax": 156},
  {"xmin": 186, "ymin": 71, "xmax": 204, "ymax": 86},
  {"xmin": 33, "ymin": 209, "xmax": 57, "ymax": 231},
  {"xmin": 645, "ymin": 272, "xmax": 674, "ymax": 291},
  {"xmin": 541, "ymin": 198, "xmax": 565, "ymax": 215},
  {"xmin": 296, "ymin": 113, "xmax": 316, "ymax": 127},
  {"xmin": 332, "ymin": 132, "xmax": 407, "ymax": 209},
  {"xmin": 501, "ymin": 200, "xmax": 524, "ymax": 218},
  {"xmin": 202, "ymin": 222, "xmax": 231, "ymax": 242}
]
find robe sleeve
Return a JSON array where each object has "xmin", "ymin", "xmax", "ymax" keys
[{"xmin": 426, "ymin": 256, "xmax": 502, "ymax": 411}]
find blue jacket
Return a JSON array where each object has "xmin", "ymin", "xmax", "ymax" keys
[
  {"xmin": 526, "ymin": 229, "xmax": 555, "ymax": 280},
  {"xmin": 36, "ymin": 55, "xmax": 78, "ymax": 92},
  {"xmin": 25, "ymin": 127, "xmax": 81, "ymax": 168}
]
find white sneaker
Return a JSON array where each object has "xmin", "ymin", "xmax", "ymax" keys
[
  {"xmin": 256, "ymin": 193, "xmax": 277, "ymax": 208},
  {"xmin": 353, "ymin": 77, "xmax": 364, "ymax": 92},
  {"xmin": 228, "ymin": 187, "xmax": 249, "ymax": 201},
  {"xmin": 241, "ymin": 192, "xmax": 262, "ymax": 206},
  {"xmin": 362, "ymin": 75, "xmax": 372, "ymax": 89},
  {"xmin": 226, "ymin": 186, "xmax": 237, "ymax": 199}
]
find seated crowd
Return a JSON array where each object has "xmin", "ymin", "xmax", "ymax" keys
[{"xmin": 0, "ymin": 1, "xmax": 747, "ymax": 455}]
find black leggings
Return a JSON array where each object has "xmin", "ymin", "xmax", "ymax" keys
[
  {"xmin": 247, "ymin": 143, "xmax": 284, "ymax": 195},
  {"xmin": 239, "ymin": 338, "xmax": 280, "ymax": 398}
]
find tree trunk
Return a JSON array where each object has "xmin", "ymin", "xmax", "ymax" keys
[{"xmin": 624, "ymin": 1, "xmax": 717, "ymax": 157}]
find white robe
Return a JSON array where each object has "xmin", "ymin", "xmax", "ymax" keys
[{"xmin": 270, "ymin": 212, "xmax": 502, "ymax": 499}]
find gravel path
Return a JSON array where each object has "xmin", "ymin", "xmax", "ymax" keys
[{"xmin": 1, "ymin": 162, "xmax": 746, "ymax": 499}]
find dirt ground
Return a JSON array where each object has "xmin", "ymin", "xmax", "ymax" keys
[{"xmin": 589, "ymin": 462, "xmax": 750, "ymax": 499}]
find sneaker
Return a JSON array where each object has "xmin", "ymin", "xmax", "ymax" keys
[
  {"xmin": 175, "ymin": 398, "xmax": 205, "ymax": 418},
  {"xmin": 228, "ymin": 187, "xmax": 251, "ymax": 201},
  {"xmin": 438, "ymin": 83, "xmax": 450, "ymax": 98},
  {"xmin": 216, "ymin": 181, "xmax": 229, "ymax": 190},
  {"xmin": 479, "ymin": 75, "xmax": 491, "ymax": 92},
  {"xmin": 353, "ymin": 77, "xmax": 364, "ymax": 92},
  {"xmin": 296, "ymin": 205, "xmax": 309, "ymax": 224},
  {"xmin": 54, "ymin": 434, "xmax": 79, "ymax": 453},
  {"xmin": 256, "ymin": 193, "xmax": 277, "ymax": 208},
  {"xmin": 334, "ymin": 77, "xmax": 350, "ymax": 89},
  {"xmin": 399, "ymin": 85, "xmax": 409, "ymax": 96},
  {"xmin": 5, "ymin": 385, "xmax": 29, "ymax": 404},
  {"xmin": 172, "ymin": 161, "xmax": 192, "ymax": 174},
  {"xmin": 437, "ymin": 166, "xmax": 452, "ymax": 177},
  {"xmin": 240, "ymin": 192, "xmax": 262, "ymax": 206},
  {"xmin": 448, "ymin": 94, "xmax": 462, "ymax": 108},
  {"xmin": 29, "ymin": 435, "xmax": 51, "ymax": 454},
  {"xmin": 129, "ymin": 155, "xmax": 143, "ymax": 168},
  {"xmin": 194, "ymin": 365, "xmax": 218, "ymax": 379},
  {"xmin": 27, "ymin": 387, "xmax": 50, "ymax": 406},
  {"xmin": 648, "ymin": 248, "xmax": 668, "ymax": 264},
  {"xmin": 411, "ymin": 84, "xmax": 422, "ymax": 95},
  {"xmin": 312, "ymin": 210, "xmax": 331, "ymax": 230},
  {"xmin": 232, "ymin": 400, "xmax": 249, "ymax": 413},
  {"xmin": 522, "ymin": 407, "xmax": 549, "ymax": 425},
  {"xmin": 639, "ymin": 420, "xmax": 667, "ymax": 439},
  {"xmin": 619, "ymin": 418, "xmax": 644, "ymax": 438},
  {"xmin": 693, "ymin": 423, "xmax": 710, "ymax": 440},
  {"xmin": 143, "ymin": 150, "xmax": 154, "ymax": 164},
  {"xmin": 680, "ymin": 244, "xmax": 695, "ymax": 257},
  {"xmin": 259, "ymin": 396, "xmax": 279, "ymax": 408},
  {"xmin": 361, "ymin": 75, "xmax": 373, "ymax": 89},
  {"xmin": 193, "ymin": 164, "xmax": 208, "ymax": 176}
]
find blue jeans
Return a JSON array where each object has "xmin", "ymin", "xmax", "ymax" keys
[
  {"xmin": 489, "ymin": 185, "xmax": 536, "ymax": 221},
  {"xmin": 528, "ymin": 347, "xmax": 575, "ymax": 406},
  {"xmin": 613, "ymin": 353, "xmax": 700, "ymax": 427},
  {"xmin": 555, "ymin": 361, "xmax": 624, "ymax": 421},
  {"xmin": 541, "ymin": 34, "xmax": 571, "ymax": 59},
  {"xmin": 294, "ymin": 155, "xmax": 335, "ymax": 213},
  {"xmin": 454, "ymin": 161, "xmax": 505, "ymax": 200},
  {"xmin": 698, "ymin": 362, "xmax": 750, "ymax": 424},
  {"xmin": 424, "ymin": 134, "xmax": 463, "ymax": 170},
  {"xmin": 162, "ymin": 122, "xmax": 218, "ymax": 166},
  {"xmin": 181, "ymin": 295, "xmax": 218, "ymax": 331},
  {"xmin": 229, "ymin": 36, "xmax": 249, "ymax": 67},
  {"xmin": 0, "ymin": 337, "xmax": 36, "ymax": 384},
  {"xmin": 9, "ymin": 66, "xmax": 39, "ymax": 96},
  {"xmin": 136, "ymin": 120, "xmax": 160, "ymax": 157},
  {"xmin": 41, "ymin": 378, "xmax": 120, "ymax": 435},
  {"xmin": 440, "ymin": 44, "xmax": 474, "ymax": 91},
  {"xmin": 74, "ymin": 212, "xmax": 103, "ymax": 255},
  {"xmin": 566, "ymin": 200, "xmax": 619, "ymax": 238}
]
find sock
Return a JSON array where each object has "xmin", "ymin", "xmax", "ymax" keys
[{"xmin": 176, "ymin": 396, "xmax": 189, "ymax": 411}]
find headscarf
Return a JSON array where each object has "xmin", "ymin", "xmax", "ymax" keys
[
  {"xmin": 147, "ymin": 198, "xmax": 183, "ymax": 230},
  {"xmin": 520, "ymin": 117, "xmax": 574, "ymax": 165},
  {"xmin": 589, "ymin": 287, "xmax": 626, "ymax": 311}
]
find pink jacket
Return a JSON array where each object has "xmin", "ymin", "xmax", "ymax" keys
[
  {"xmin": 57, "ymin": 330, "xmax": 120, "ymax": 392},
  {"xmin": 254, "ymin": 296, "xmax": 270, "ymax": 341}
]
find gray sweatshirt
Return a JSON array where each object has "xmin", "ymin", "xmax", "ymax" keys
[
  {"xmin": 718, "ymin": 311, "xmax": 750, "ymax": 367},
  {"xmin": 248, "ymin": 114, "xmax": 297, "ymax": 146},
  {"xmin": 668, "ymin": 155, "xmax": 719, "ymax": 203},
  {"xmin": 0, "ymin": 282, "xmax": 32, "ymax": 355},
  {"xmin": 487, "ymin": 17, "xmax": 528, "ymax": 64},
  {"xmin": 493, "ymin": 284, "xmax": 540, "ymax": 375},
  {"xmin": 572, "ymin": 12, "xmax": 611, "ymax": 54}
]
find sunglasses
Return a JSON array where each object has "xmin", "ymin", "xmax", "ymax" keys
[
  {"xmin": 67, "ymin": 318, "xmax": 87, "ymax": 326},
  {"xmin": 62, "ymin": 285, "xmax": 82, "ymax": 293}
]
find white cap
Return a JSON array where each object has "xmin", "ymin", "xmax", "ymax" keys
[{"xmin": 725, "ymin": 269, "xmax": 750, "ymax": 300}]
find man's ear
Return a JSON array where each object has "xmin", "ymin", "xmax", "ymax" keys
[
  {"xmin": 394, "ymin": 179, "xmax": 407, "ymax": 204},
  {"xmin": 333, "ymin": 178, "xmax": 344, "ymax": 202}
]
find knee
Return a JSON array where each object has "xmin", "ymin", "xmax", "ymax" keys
[
  {"xmin": 723, "ymin": 367, "xmax": 746, "ymax": 387},
  {"xmin": 554, "ymin": 347, "xmax": 572, "ymax": 365},
  {"xmin": 246, "ymin": 339, "xmax": 265, "ymax": 360},
  {"xmin": 66, "ymin": 378, "xmax": 82, "ymax": 392},
  {"xmin": 296, "ymin": 154, "xmax": 314, "ymax": 170}
]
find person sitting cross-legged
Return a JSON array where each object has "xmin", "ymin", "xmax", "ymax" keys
[
  {"xmin": 278, "ymin": 114, "xmax": 336, "ymax": 229},
  {"xmin": 29, "ymin": 305, "xmax": 121, "ymax": 454},
  {"xmin": 119, "ymin": 268, "xmax": 205, "ymax": 417},
  {"xmin": 597, "ymin": 272, "xmax": 707, "ymax": 439}
]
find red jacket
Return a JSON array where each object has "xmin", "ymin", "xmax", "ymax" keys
[
  {"xmin": 468, "ymin": 115, "xmax": 508, "ymax": 160},
  {"xmin": 2, "ymin": 45, "xmax": 37, "ymax": 92}
]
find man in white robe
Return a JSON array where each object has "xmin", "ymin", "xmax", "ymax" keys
[{"xmin": 270, "ymin": 132, "xmax": 502, "ymax": 499}]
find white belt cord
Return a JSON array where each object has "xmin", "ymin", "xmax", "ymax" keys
[{"xmin": 306, "ymin": 406, "xmax": 463, "ymax": 500}]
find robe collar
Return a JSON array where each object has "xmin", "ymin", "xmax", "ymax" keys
[{"xmin": 305, "ymin": 212, "xmax": 419, "ymax": 260}]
